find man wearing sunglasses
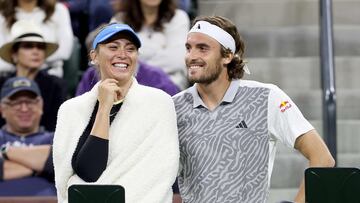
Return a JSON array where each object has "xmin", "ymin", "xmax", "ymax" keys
[{"xmin": 0, "ymin": 77, "xmax": 55, "ymax": 196}]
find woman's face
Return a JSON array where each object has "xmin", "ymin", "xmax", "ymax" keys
[
  {"xmin": 91, "ymin": 34, "xmax": 138, "ymax": 85},
  {"xmin": 140, "ymin": 0, "xmax": 162, "ymax": 8},
  {"xmin": 110, "ymin": 0, "xmax": 124, "ymax": 12},
  {"xmin": 12, "ymin": 42, "xmax": 46, "ymax": 70},
  {"xmin": 17, "ymin": 0, "xmax": 38, "ymax": 6}
]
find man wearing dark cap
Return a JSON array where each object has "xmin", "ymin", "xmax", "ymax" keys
[{"xmin": 0, "ymin": 77, "xmax": 55, "ymax": 196}]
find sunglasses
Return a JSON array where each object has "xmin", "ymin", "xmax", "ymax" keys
[{"xmin": 19, "ymin": 42, "xmax": 46, "ymax": 50}]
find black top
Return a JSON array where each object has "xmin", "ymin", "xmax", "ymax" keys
[
  {"xmin": 71, "ymin": 101, "xmax": 122, "ymax": 182},
  {"xmin": 0, "ymin": 70, "xmax": 68, "ymax": 131}
]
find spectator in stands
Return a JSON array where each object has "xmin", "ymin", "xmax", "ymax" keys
[
  {"xmin": 61, "ymin": 0, "xmax": 193, "ymax": 35},
  {"xmin": 110, "ymin": 0, "xmax": 194, "ymax": 16},
  {"xmin": 53, "ymin": 23, "xmax": 179, "ymax": 203},
  {"xmin": 61, "ymin": 0, "xmax": 113, "ymax": 33},
  {"xmin": 185, "ymin": 0, "xmax": 198, "ymax": 20},
  {"xmin": 0, "ymin": 77, "xmax": 55, "ymax": 196},
  {"xmin": 60, "ymin": 0, "xmax": 114, "ymax": 72},
  {"xmin": 111, "ymin": 0, "xmax": 190, "ymax": 90},
  {"xmin": 76, "ymin": 25, "xmax": 179, "ymax": 96},
  {"xmin": 0, "ymin": 0, "xmax": 74, "ymax": 77},
  {"xmin": 0, "ymin": 20, "xmax": 67, "ymax": 131},
  {"xmin": 173, "ymin": 16, "xmax": 335, "ymax": 203}
]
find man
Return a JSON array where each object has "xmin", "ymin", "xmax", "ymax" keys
[
  {"xmin": 173, "ymin": 16, "xmax": 335, "ymax": 203},
  {"xmin": 0, "ymin": 77, "xmax": 55, "ymax": 196}
]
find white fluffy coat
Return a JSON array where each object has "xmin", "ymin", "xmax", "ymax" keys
[{"xmin": 53, "ymin": 79, "xmax": 179, "ymax": 203}]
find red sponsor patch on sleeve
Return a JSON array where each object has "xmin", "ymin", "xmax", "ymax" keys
[{"xmin": 279, "ymin": 101, "xmax": 292, "ymax": 112}]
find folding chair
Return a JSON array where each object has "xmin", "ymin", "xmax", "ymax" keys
[
  {"xmin": 68, "ymin": 184, "xmax": 125, "ymax": 203},
  {"xmin": 305, "ymin": 167, "xmax": 360, "ymax": 203}
]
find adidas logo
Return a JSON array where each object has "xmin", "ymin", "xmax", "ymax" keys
[{"xmin": 236, "ymin": 120, "xmax": 248, "ymax": 129}]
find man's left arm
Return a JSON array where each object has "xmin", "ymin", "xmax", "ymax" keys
[{"xmin": 293, "ymin": 129, "xmax": 335, "ymax": 203}]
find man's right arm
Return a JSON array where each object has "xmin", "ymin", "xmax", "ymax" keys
[{"xmin": 293, "ymin": 129, "xmax": 335, "ymax": 203}]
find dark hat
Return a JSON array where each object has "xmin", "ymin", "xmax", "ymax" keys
[
  {"xmin": 1, "ymin": 77, "xmax": 41, "ymax": 100},
  {"xmin": 92, "ymin": 23, "xmax": 141, "ymax": 49}
]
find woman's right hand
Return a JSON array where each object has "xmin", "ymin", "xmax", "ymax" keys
[
  {"xmin": 90, "ymin": 79, "xmax": 121, "ymax": 139},
  {"xmin": 97, "ymin": 79, "xmax": 121, "ymax": 111}
]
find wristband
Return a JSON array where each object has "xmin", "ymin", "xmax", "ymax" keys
[{"xmin": 0, "ymin": 145, "xmax": 9, "ymax": 160}]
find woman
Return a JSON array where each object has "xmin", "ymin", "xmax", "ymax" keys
[
  {"xmin": 111, "ymin": 0, "xmax": 190, "ymax": 89},
  {"xmin": 53, "ymin": 23, "xmax": 179, "ymax": 203},
  {"xmin": 0, "ymin": 20, "xmax": 68, "ymax": 132},
  {"xmin": 0, "ymin": 0, "xmax": 74, "ymax": 77}
]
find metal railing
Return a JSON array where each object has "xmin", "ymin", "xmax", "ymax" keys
[{"xmin": 319, "ymin": 0, "xmax": 337, "ymax": 163}]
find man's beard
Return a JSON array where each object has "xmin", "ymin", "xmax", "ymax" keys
[{"xmin": 188, "ymin": 62, "xmax": 223, "ymax": 85}]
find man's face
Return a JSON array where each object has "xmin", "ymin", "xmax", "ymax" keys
[
  {"xmin": 0, "ymin": 91, "xmax": 43, "ymax": 135},
  {"xmin": 185, "ymin": 32, "xmax": 227, "ymax": 84},
  {"xmin": 91, "ymin": 33, "xmax": 138, "ymax": 86},
  {"xmin": 13, "ymin": 42, "xmax": 46, "ymax": 69}
]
